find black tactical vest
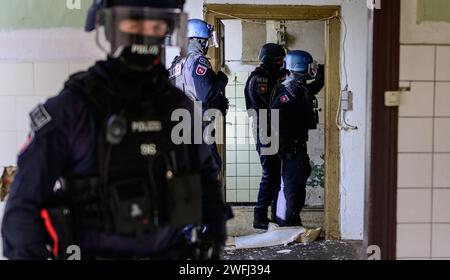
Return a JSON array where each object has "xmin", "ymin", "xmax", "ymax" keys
[
  {"xmin": 245, "ymin": 67, "xmax": 273, "ymax": 110},
  {"xmin": 61, "ymin": 68, "xmax": 203, "ymax": 240}
]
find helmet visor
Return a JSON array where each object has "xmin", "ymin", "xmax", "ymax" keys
[
  {"xmin": 209, "ymin": 30, "xmax": 219, "ymax": 48},
  {"xmin": 97, "ymin": 7, "xmax": 188, "ymax": 57},
  {"xmin": 308, "ymin": 60, "xmax": 318, "ymax": 78}
]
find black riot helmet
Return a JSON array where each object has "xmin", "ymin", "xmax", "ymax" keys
[
  {"xmin": 85, "ymin": 0, "xmax": 188, "ymax": 71},
  {"xmin": 258, "ymin": 43, "xmax": 286, "ymax": 72}
]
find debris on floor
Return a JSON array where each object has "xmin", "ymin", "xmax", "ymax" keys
[
  {"xmin": 224, "ymin": 240, "xmax": 364, "ymax": 260},
  {"xmin": 226, "ymin": 237, "xmax": 236, "ymax": 247},
  {"xmin": 228, "ymin": 223, "xmax": 322, "ymax": 250},
  {"xmin": 234, "ymin": 223, "xmax": 305, "ymax": 249},
  {"xmin": 299, "ymin": 227, "xmax": 322, "ymax": 244},
  {"xmin": 276, "ymin": 249, "xmax": 292, "ymax": 254}
]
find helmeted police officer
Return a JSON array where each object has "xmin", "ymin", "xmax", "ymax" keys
[
  {"xmin": 271, "ymin": 50, "xmax": 324, "ymax": 227},
  {"xmin": 169, "ymin": 19, "xmax": 229, "ymax": 170},
  {"xmin": 244, "ymin": 43, "xmax": 287, "ymax": 230},
  {"xmin": 2, "ymin": 0, "xmax": 229, "ymax": 260}
]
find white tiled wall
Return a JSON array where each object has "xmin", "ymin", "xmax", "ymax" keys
[
  {"xmin": 0, "ymin": 62, "xmax": 93, "ymax": 168},
  {"xmin": 435, "ymin": 82, "xmax": 450, "ymax": 116},
  {"xmin": 397, "ymin": 45, "xmax": 450, "ymax": 260},
  {"xmin": 225, "ymin": 71, "xmax": 262, "ymax": 203},
  {"xmin": 436, "ymin": 47, "xmax": 450, "ymax": 81},
  {"xmin": 224, "ymin": 70, "xmax": 326, "ymax": 205}
]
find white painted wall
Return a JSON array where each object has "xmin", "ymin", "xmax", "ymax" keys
[
  {"xmin": 335, "ymin": 0, "xmax": 371, "ymax": 240},
  {"xmin": 0, "ymin": 0, "xmax": 372, "ymax": 241}
]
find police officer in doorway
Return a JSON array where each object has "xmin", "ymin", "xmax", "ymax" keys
[
  {"xmin": 169, "ymin": 19, "xmax": 229, "ymax": 170},
  {"xmin": 271, "ymin": 50, "xmax": 324, "ymax": 226},
  {"xmin": 2, "ymin": 0, "xmax": 228, "ymax": 260},
  {"xmin": 244, "ymin": 43, "xmax": 287, "ymax": 230}
]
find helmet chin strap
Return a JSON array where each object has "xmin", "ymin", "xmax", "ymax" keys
[{"xmin": 291, "ymin": 72, "xmax": 309, "ymax": 84}]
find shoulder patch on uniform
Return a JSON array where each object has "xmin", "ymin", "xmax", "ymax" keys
[
  {"xmin": 256, "ymin": 77, "xmax": 269, "ymax": 95},
  {"xmin": 170, "ymin": 63, "xmax": 183, "ymax": 78},
  {"xmin": 280, "ymin": 95, "xmax": 290, "ymax": 103},
  {"xmin": 256, "ymin": 77, "xmax": 268, "ymax": 83},
  {"xmin": 198, "ymin": 57, "xmax": 211, "ymax": 68},
  {"xmin": 29, "ymin": 104, "xmax": 52, "ymax": 132},
  {"xmin": 255, "ymin": 75, "xmax": 269, "ymax": 95},
  {"xmin": 195, "ymin": 64, "xmax": 208, "ymax": 76},
  {"xmin": 257, "ymin": 83, "xmax": 268, "ymax": 94}
]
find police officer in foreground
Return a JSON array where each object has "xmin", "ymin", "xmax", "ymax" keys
[
  {"xmin": 244, "ymin": 43, "xmax": 287, "ymax": 230},
  {"xmin": 169, "ymin": 19, "xmax": 229, "ymax": 170},
  {"xmin": 271, "ymin": 50, "xmax": 324, "ymax": 227},
  {"xmin": 2, "ymin": 0, "xmax": 228, "ymax": 260}
]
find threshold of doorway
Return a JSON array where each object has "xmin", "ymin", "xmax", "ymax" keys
[{"xmin": 227, "ymin": 206, "xmax": 324, "ymax": 237}]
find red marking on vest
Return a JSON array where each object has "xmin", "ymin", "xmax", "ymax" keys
[{"xmin": 40, "ymin": 209, "xmax": 59, "ymax": 257}]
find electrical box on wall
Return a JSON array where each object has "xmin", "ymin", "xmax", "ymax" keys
[
  {"xmin": 384, "ymin": 87, "xmax": 410, "ymax": 107},
  {"xmin": 341, "ymin": 89, "xmax": 353, "ymax": 111}
]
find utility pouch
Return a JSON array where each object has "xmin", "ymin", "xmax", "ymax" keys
[
  {"xmin": 109, "ymin": 178, "xmax": 156, "ymax": 237},
  {"xmin": 300, "ymin": 83, "xmax": 319, "ymax": 130},
  {"xmin": 306, "ymin": 94, "xmax": 319, "ymax": 130},
  {"xmin": 167, "ymin": 173, "xmax": 202, "ymax": 228}
]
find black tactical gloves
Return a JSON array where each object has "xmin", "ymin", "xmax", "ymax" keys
[
  {"xmin": 316, "ymin": 64, "xmax": 325, "ymax": 83},
  {"xmin": 217, "ymin": 71, "xmax": 229, "ymax": 91},
  {"xmin": 209, "ymin": 93, "xmax": 230, "ymax": 116}
]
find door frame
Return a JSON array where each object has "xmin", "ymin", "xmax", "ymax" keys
[
  {"xmin": 364, "ymin": 0, "xmax": 401, "ymax": 260},
  {"xmin": 204, "ymin": 4, "xmax": 342, "ymax": 239}
]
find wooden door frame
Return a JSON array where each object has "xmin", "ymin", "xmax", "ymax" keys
[
  {"xmin": 204, "ymin": 4, "xmax": 342, "ymax": 240},
  {"xmin": 364, "ymin": 0, "xmax": 401, "ymax": 259}
]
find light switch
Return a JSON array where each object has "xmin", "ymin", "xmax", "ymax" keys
[
  {"xmin": 385, "ymin": 91, "xmax": 401, "ymax": 107},
  {"xmin": 385, "ymin": 87, "xmax": 410, "ymax": 107}
]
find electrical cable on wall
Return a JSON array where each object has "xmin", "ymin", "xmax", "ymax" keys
[
  {"xmin": 336, "ymin": 15, "xmax": 358, "ymax": 131},
  {"xmin": 208, "ymin": 9, "xmax": 337, "ymax": 26},
  {"xmin": 208, "ymin": 9, "xmax": 266, "ymax": 25},
  {"xmin": 207, "ymin": 9, "xmax": 358, "ymax": 131}
]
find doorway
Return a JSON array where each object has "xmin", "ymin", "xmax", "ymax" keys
[{"xmin": 204, "ymin": 4, "xmax": 341, "ymax": 239}]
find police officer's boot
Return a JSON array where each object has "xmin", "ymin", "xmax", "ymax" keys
[
  {"xmin": 269, "ymin": 200, "xmax": 278, "ymax": 224},
  {"xmin": 253, "ymin": 210, "xmax": 270, "ymax": 230}
]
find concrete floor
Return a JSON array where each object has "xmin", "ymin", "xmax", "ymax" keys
[
  {"xmin": 224, "ymin": 240, "xmax": 364, "ymax": 260},
  {"xmin": 226, "ymin": 207, "xmax": 363, "ymax": 260}
]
